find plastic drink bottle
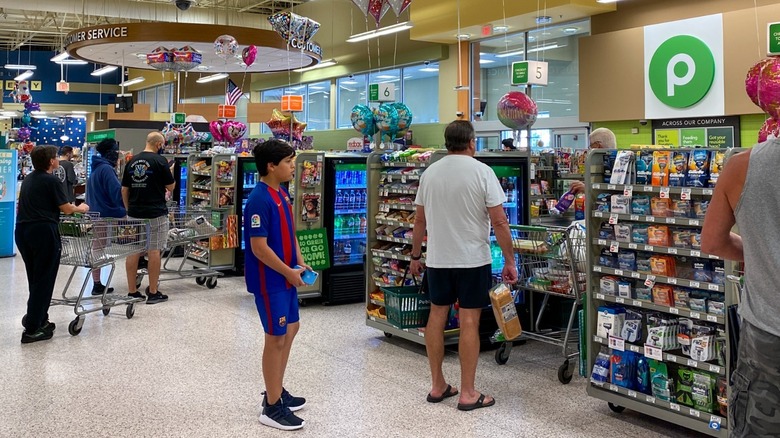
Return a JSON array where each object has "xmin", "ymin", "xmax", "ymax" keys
[
  {"xmin": 336, "ymin": 190, "xmax": 343, "ymax": 209},
  {"xmin": 334, "ymin": 216, "xmax": 342, "ymax": 236},
  {"xmin": 551, "ymin": 188, "xmax": 577, "ymax": 215}
]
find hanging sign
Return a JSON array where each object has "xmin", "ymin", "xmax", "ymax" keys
[
  {"xmin": 369, "ymin": 83, "xmax": 395, "ymax": 102},
  {"xmin": 511, "ymin": 61, "xmax": 549, "ymax": 86},
  {"xmin": 281, "ymin": 95, "xmax": 304, "ymax": 112},
  {"xmin": 769, "ymin": 22, "xmax": 780, "ymax": 56},
  {"xmin": 0, "ymin": 150, "xmax": 18, "ymax": 257}
]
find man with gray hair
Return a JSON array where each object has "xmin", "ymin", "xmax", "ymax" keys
[{"xmin": 568, "ymin": 127, "xmax": 617, "ymax": 196}]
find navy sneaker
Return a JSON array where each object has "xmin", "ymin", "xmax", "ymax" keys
[
  {"xmin": 128, "ymin": 291, "xmax": 145, "ymax": 301},
  {"xmin": 262, "ymin": 388, "xmax": 306, "ymax": 412},
  {"xmin": 146, "ymin": 292, "xmax": 168, "ymax": 305},
  {"xmin": 91, "ymin": 283, "xmax": 115, "ymax": 296},
  {"xmin": 260, "ymin": 396, "xmax": 304, "ymax": 431}
]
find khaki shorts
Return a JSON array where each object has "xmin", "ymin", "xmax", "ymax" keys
[{"xmin": 131, "ymin": 215, "xmax": 169, "ymax": 251}]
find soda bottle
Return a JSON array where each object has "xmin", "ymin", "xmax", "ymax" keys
[
  {"xmin": 359, "ymin": 189, "xmax": 367, "ymax": 208},
  {"xmin": 347, "ymin": 190, "xmax": 355, "ymax": 209},
  {"xmin": 336, "ymin": 190, "xmax": 343, "ymax": 209},
  {"xmin": 334, "ymin": 215, "xmax": 343, "ymax": 236},
  {"xmin": 359, "ymin": 214, "xmax": 367, "ymax": 234},
  {"xmin": 344, "ymin": 241, "xmax": 352, "ymax": 255},
  {"xmin": 346, "ymin": 215, "xmax": 356, "ymax": 235}
]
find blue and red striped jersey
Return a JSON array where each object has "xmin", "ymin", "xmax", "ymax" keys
[{"xmin": 244, "ymin": 182, "xmax": 298, "ymax": 294}]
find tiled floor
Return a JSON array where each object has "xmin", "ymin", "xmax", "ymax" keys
[{"xmin": 0, "ymin": 255, "xmax": 710, "ymax": 437}]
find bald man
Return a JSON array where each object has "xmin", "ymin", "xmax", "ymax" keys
[{"xmin": 121, "ymin": 131, "xmax": 175, "ymax": 304}]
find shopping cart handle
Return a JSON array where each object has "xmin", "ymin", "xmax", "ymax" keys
[{"xmin": 508, "ymin": 225, "xmax": 549, "ymax": 232}]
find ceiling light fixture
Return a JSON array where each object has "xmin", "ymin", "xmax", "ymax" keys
[
  {"xmin": 91, "ymin": 65, "xmax": 118, "ymax": 76},
  {"xmin": 479, "ymin": 59, "xmax": 495, "ymax": 64},
  {"xmin": 493, "ymin": 25, "xmax": 509, "ymax": 32},
  {"xmin": 535, "ymin": 16, "xmax": 553, "ymax": 24},
  {"xmin": 456, "ymin": 34, "xmax": 471, "ymax": 40},
  {"xmin": 14, "ymin": 70, "xmax": 34, "ymax": 81},
  {"xmin": 196, "ymin": 73, "xmax": 228, "ymax": 83},
  {"xmin": 420, "ymin": 67, "xmax": 439, "ymax": 72},
  {"xmin": 56, "ymin": 59, "xmax": 88, "ymax": 65},
  {"xmin": 5, "ymin": 64, "xmax": 36, "ymax": 70},
  {"xmin": 51, "ymin": 52, "xmax": 70, "ymax": 62},
  {"xmin": 563, "ymin": 27, "xmax": 579, "ymax": 34},
  {"xmin": 120, "ymin": 77, "xmax": 146, "ymax": 87},
  {"xmin": 527, "ymin": 43, "xmax": 565, "ymax": 54},
  {"xmin": 596, "ymin": 0, "xmax": 620, "ymax": 3},
  {"xmin": 347, "ymin": 21, "xmax": 413, "ymax": 43},
  {"xmin": 293, "ymin": 59, "xmax": 337, "ymax": 73}
]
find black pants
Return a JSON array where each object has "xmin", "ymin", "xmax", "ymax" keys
[{"xmin": 15, "ymin": 222, "xmax": 61, "ymax": 332}]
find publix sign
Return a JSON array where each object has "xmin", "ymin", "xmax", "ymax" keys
[{"xmin": 644, "ymin": 14, "xmax": 724, "ymax": 119}]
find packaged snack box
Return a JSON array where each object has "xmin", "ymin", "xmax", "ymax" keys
[
  {"xmin": 652, "ymin": 151, "xmax": 672, "ymax": 186},
  {"xmin": 489, "ymin": 283, "xmax": 522, "ymax": 340},
  {"xmin": 668, "ymin": 151, "xmax": 688, "ymax": 187},
  {"xmin": 686, "ymin": 150, "xmax": 710, "ymax": 188}
]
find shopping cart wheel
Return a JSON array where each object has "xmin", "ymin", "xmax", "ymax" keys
[
  {"xmin": 195, "ymin": 276, "xmax": 207, "ymax": 286},
  {"xmin": 102, "ymin": 307, "xmax": 110, "ymax": 316},
  {"xmin": 206, "ymin": 277, "xmax": 218, "ymax": 289},
  {"xmin": 608, "ymin": 403, "xmax": 625, "ymax": 414},
  {"xmin": 383, "ymin": 332, "xmax": 393, "ymax": 338},
  {"xmin": 68, "ymin": 317, "xmax": 83, "ymax": 336},
  {"xmin": 126, "ymin": 304, "xmax": 135, "ymax": 319},
  {"xmin": 495, "ymin": 343, "xmax": 510, "ymax": 365},
  {"xmin": 557, "ymin": 360, "xmax": 573, "ymax": 384}
]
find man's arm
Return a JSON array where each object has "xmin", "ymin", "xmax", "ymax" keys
[
  {"xmin": 66, "ymin": 163, "xmax": 78, "ymax": 184},
  {"xmin": 409, "ymin": 205, "xmax": 427, "ymax": 276},
  {"xmin": 59, "ymin": 202, "xmax": 89, "ymax": 215},
  {"xmin": 488, "ymin": 205, "xmax": 518, "ymax": 283},
  {"xmin": 250, "ymin": 236, "xmax": 305, "ymax": 287},
  {"xmin": 121, "ymin": 186, "xmax": 130, "ymax": 211},
  {"xmin": 701, "ymin": 152, "xmax": 749, "ymax": 261}
]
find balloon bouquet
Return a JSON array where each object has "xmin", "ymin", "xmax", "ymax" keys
[
  {"xmin": 352, "ymin": 0, "xmax": 413, "ymax": 26},
  {"xmin": 264, "ymin": 109, "xmax": 310, "ymax": 150},
  {"xmin": 496, "ymin": 90, "xmax": 539, "ymax": 146},
  {"xmin": 350, "ymin": 102, "xmax": 413, "ymax": 150},
  {"xmin": 205, "ymin": 35, "xmax": 250, "ymax": 151},
  {"xmin": 746, "ymin": 58, "xmax": 780, "ymax": 142},
  {"xmin": 8, "ymin": 81, "xmax": 40, "ymax": 146}
]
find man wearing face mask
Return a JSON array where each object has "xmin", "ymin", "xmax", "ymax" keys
[
  {"xmin": 121, "ymin": 131, "xmax": 175, "ymax": 304},
  {"xmin": 86, "ymin": 138, "xmax": 127, "ymax": 296}
]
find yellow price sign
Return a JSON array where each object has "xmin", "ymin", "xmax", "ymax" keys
[{"xmin": 31, "ymin": 81, "xmax": 42, "ymax": 91}]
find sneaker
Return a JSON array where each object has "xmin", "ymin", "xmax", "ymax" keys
[
  {"xmin": 21, "ymin": 327, "xmax": 54, "ymax": 344},
  {"xmin": 128, "ymin": 291, "xmax": 145, "ymax": 301},
  {"xmin": 263, "ymin": 389, "xmax": 306, "ymax": 412},
  {"xmin": 41, "ymin": 321, "xmax": 56, "ymax": 335},
  {"xmin": 260, "ymin": 398, "xmax": 304, "ymax": 431},
  {"xmin": 91, "ymin": 283, "xmax": 115, "ymax": 296},
  {"xmin": 146, "ymin": 292, "xmax": 169, "ymax": 305}
]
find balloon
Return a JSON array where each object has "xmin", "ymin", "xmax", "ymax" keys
[
  {"xmin": 758, "ymin": 57, "xmax": 780, "ymax": 120},
  {"xmin": 375, "ymin": 103, "xmax": 399, "ymax": 141},
  {"xmin": 497, "ymin": 91, "xmax": 538, "ymax": 131},
  {"xmin": 21, "ymin": 114, "xmax": 31, "ymax": 125},
  {"xmin": 242, "ymin": 45, "xmax": 257, "ymax": 67},
  {"xmin": 17, "ymin": 126, "xmax": 31, "ymax": 141},
  {"xmin": 172, "ymin": 46, "xmax": 202, "ymax": 71},
  {"xmin": 302, "ymin": 18, "xmax": 321, "ymax": 44},
  {"xmin": 350, "ymin": 104, "xmax": 377, "ymax": 136},
  {"xmin": 746, "ymin": 59, "xmax": 771, "ymax": 108},
  {"xmin": 351, "ymin": 0, "xmax": 370, "ymax": 15},
  {"xmin": 265, "ymin": 109, "xmax": 306, "ymax": 142},
  {"xmin": 24, "ymin": 101, "xmax": 39, "ymax": 112},
  {"xmin": 146, "ymin": 46, "xmax": 174, "ymax": 71},
  {"xmin": 758, "ymin": 117, "xmax": 780, "ymax": 143},
  {"xmin": 209, "ymin": 120, "xmax": 224, "ymax": 142},
  {"xmin": 268, "ymin": 12, "xmax": 319, "ymax": 44},
  {"xmin": 387, "ymin": 0, "xmax": 412, "ymax": 17},
  {"xmin": 214, "ymin": 35, "xmax": 239, "ymax": 60},
  {"xmin": 368, "ymin": 0, "xmax": 391, "ymax": 25},
  {"xmin": 222, "ymin": 121, "xmax": 248, "ymax": 143},
  {"xmin": 392, "ymin": 102, "xmax": 413, "ymax": 137}
]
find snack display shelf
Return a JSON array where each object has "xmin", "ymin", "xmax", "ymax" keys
[
  {"xmin": 591, "ymin": 183, "xmax": 714, "ymax": 197},
  {"xmin": 376, "ymin": 218, "xmax": 414, "ymax": 228},
  {"xmin": 559, "ymin": 173, "xmax": 584, "ymax": 179},
  {"xmin": 370, "ymin": 298, "xmax": 385, "ymax": 307},
  {"xmin": 592, "ymin": 211, "xmax": 703, "ymax": 227},
  {"xmin": 588, "ymin": 380, "xmax": 727, "ymax": 436},
  {"xmin": 192, "ymin": 184, "xmax": 211, "ymax": 191},
  {"xmin": 593, "ymin": 292, "xmax": 724, "ymax": 324},
  {"xmin": 334, "ymin": 208, "xmax": 367, "ymax": 215},
  {"xmin": 593, "ymin": 239, "xmax": 721, "ymax": 260},
  {"xmin": 592, "ymin": 335, "xmax": 725, "ymax": 375},
  {"xmin": 382, "ymin": 161, "xmax": 429, "ymax": 168},
  {"xmin": 192, "ymin": 171, "xmax": 211, "ymax": 177},
  {"xmin": 592, "ymin": 266, "xmax": 725, "ymax": 294},
  {"xmin": 371, "ymin": 249, "xmax": 424, "ymax": 263},
  {"xmin": 383, "ymin": 174, "xmax": 420, "ymax": 182},
  {"xmin": 374, "ymin": 266, "xmax": 407, "ymax": 277},
  {"xmin": 191, "ymin": 193, "xmax": 210, "ymax": 201},
  {"xmin": 381, "ymin": 187, "xmax": 418, "ymax": 195},
  {"xmin": 379, "ymin": 203, "xmax": 415, "ymax": 211},
  {"xmin": 339, "ymin": 184, "xmax": 366, "ymax": 190},
  {"xmin": 377, "ymin": 235, "xmax": 426, "ymax": 246}
]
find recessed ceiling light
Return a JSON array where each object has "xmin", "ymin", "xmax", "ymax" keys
[
  {"xmin": 493, "ymin": 25, "xmax": 509, "ymax": 32},
  {"xmin": 536, "ymin": 16, "xmax": 553, "ymax": 25},
  {"xmin": 456, "ymin": 34, "xmax": 471, "ymax": 40},
  {"xmin": 563, "ymin": 27, "xmax": 579, "ymax": 34}
]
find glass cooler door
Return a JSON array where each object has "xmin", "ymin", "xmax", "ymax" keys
[{"xmin": 332, "ymin": 163, "xmax": 367, "ymax": 267}]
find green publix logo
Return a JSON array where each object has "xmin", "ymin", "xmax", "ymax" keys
[{"xmin": 648, "ymin": 35, "xmax": 716, "ymax": 109}]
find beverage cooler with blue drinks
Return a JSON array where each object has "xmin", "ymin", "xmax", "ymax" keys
[{"xmin": 235, "ymin": 156, "xmax": 260, "ymax": 274}]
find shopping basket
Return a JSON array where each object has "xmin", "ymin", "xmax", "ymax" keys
[{"xmin": 382, "ymin": 269, "xmax": 430, "ymax": 329}]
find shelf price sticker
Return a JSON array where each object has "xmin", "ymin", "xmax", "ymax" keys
[
  {"xmin": 632, "ymin": 300, "xmax": 644, "ymax": 307},
  {"xmin": 687, "ymin": 359, "xmax": 699, "ymax": 368},
  {"xmin": 691, "ymin": 250, "xmax": 701, "ymax": 257},
  {"xmin": 708, "ymin": 283, "xmax": 720, "ymax": 291},
  {"xmin": 610, "ymin": 241, "xmax": 620, "ymax": 253},
  {"xmin": 628, "ymin": 390, "xmax": 637, "ymax": 398},
  {"xmin": 690, "ymin": 311, "xmax": 702, "ymax": 319},
  {"xmin": 670, "ymin": 403, "xmax": 681, "ymax": 412},
  {"xmin": 644, "ymin": 275, "xmax": 656, "ymax": 287},
  {"xmin": 669, "ymin": 307, "xmax": 680, "ymax": 315},
  {"xmin": 643, "ymin": 185, "xmax": 654, "ymax": 192},
  {"xmin": 401, "ymin": 175, "xmax": 407, "ymax": 183},
  {"xmin": 609, "ymin": 384, "xmax": 619, "ymax": 392},
  {"xmin": 668, "ymin": 277, "xmax": 677, "ymax": 284},
  {"xmin": 668, "ymin": 248, "xmax": 678, "ymax": 255},
  {"xmin": 646, "ymin": 215, "xmax": 655, "ymax": 222},
  {"xmin": 646, "ymin": 395, "xmax": 656, "ymax": 404},
  {"xmin": 644, "ymin": 344, "xmax": 663, "ymax": 360},
  {"xmin": 707, "ymin": 315, "xmax": 719, "ymax": 322},
  {"xmin": 710, "ymin": 416, "xmax": 723, "ymax": 430},
  {"xmin": 596, "ymin": 293, "xmax": 606, "ymax": 300},
  {"xmin": 607, "ymin": 184, "xmax": 617, "ymax": 190},
  {"xmin": 690, "ymin": 409, "xmax": 701, "ymax": 418},
  {"xmin": 709, "ymin": 364, "xmax": 721, "ymax": 373},
  {"xmin": 690, "ymin": 281, "xmax": 700, "ymax": 289},
  {"xmin": 681, "ymin": 188, "xmax": 692, "ymax": 201},
  {"xmin": 660, "ymin": 187, "xmax": 670, "ymax": 199},
  {"xmin": 703, "ymin": 189, "xmax": 714, "ymax": 196},
  {"xmin": 624, "ymin": 186, "xmax": 633, "ymax": 197},
  {"xmin": 609, "ymin": 336, "xmax": 626, "ymax": 351},
  {"xmin": 609, "ymin": 213, "xmax": 619, "ymax": 225}
]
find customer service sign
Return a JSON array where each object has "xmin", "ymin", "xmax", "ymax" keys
[{"xmin": 644, "ymin": 14, "xmax": 724, "ymax": 119}]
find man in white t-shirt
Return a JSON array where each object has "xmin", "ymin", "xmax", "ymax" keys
[{"xmin": 410, "ymin": 120, "xmax": 518, "ymax": 411}]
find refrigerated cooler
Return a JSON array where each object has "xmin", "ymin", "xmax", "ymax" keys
[
  {"xmin": 235, "ymin": 156, "xmax": 260, "ymax": 275},
  {"xmin": 163, "ymin": 154, "xmax": 190, "ymax": 209}
]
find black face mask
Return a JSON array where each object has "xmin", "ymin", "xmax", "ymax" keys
[{"xmin": 104, "ymin": 150, "xmax": 119, "ymax": 166}]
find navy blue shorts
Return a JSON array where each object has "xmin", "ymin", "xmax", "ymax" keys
[
  {"xmin": 253, "ymin": 288, "xmax": 299, "ymax": 336},
  {"xmin": 426, "ymin": 264, "xmax": 492, "ymax": 309}
]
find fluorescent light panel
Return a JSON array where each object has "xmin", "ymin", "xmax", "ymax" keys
[
  {"xmin": 5, "ymin": 64, "xmax": 36, "ymax": 70},
  {"xmin": 51, "ymin": 52, "xmax": 69, "ymax": 62},
  {"xmin": 196, "ymin": 73, "xmax": 228, "ymax": 83},
  {"xmin": 91, "ymin": 65, "xmax": 118, "ymax": 76},
  {"xmin": 120, "ymin": 77, "xmax": 145, "ymax": 87},
  {"xmin": 294, "ymin": 59, "xmax": 336, "ymax": 73},
  {"xmin": 56, "ymin": 59, "xmax": 88, "ymax": 65},
  {"xmin": 14, "ymin": 70, "xmax": 34, "ymax": 81},
  {"xmin": 347, "ymin": 21, "xmax": 413, "ymax": 43}
]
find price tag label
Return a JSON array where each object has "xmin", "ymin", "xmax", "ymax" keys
[
  {"xmin": 614, "ymin": 269, "xmax": 624, "ymax": 276},
  {"xmin": 609, "ymin": 384, "xmax": 619, "ymax": 392},
  {"xmin": 609, "ymin": 214, "xmax": 619, "ymax": 225},
  {"xmin": 616, "ymin": 297, "xmax": 625, "ymax": 304},
  {"xmin": 401, "ymin": 175, "xmax": 407, "ymax": 183},
  {"xmin": 595, "ymin": 211, "xmax": 604, "ymax": 218},
  {"xmin": 681, "ymin": 188, "xmax": 692, "ymax": 201},
  {"xmin": 609, "ymin": 336, "xmax": 626, "ymax": 351},
  {"xmin": 690, "ymin": 219, "xmax": 700, "ymax": 226},
  {"xmin": 386, "ymin": 174, "xmax": 392, "ymax": 182},
  {"xmin": 666, "ymin": 217, "xmax": 677, "ymax": 224},
  {"xmin": 708, "ymin": 284, "xmax": 720, "ymax": 291},
  {"xmin": 385, "ymin": 189, "xmax": 390, "ymax": 197},
  {"xmin": 369, "ymin": 316, "xmax": 376, "ymax": 321},
  {"xmin": 608, "ymin": 184, "xmax": 617, "ymax": 190},
  {"xmin": 710, "ymin": 416, "xmax": 722, "ymax": 430},
  {"xmin": 624, "ymin": 186, "xmax": 634, "ymax": 197},
  {"xmin": 644, "ymin": 185, "xmax": 653, "ymax": 192},
  {"xmin": 633, "ymin": 300, "xmax": 643, "ymax": 307},
  {"xmin": 644, "ymin": 344, "xmax": 663, "ymax": 360},
  {"xmin": 668, "ymin": 278, "xmax": 677, "ymax": 285},
  {"xmin": 669, "ymin": 307, "xmax": 680, "ymax": 315},
  {"xmin": 610, "ymin": 242, "xmax": 620, "ymax": 253},
  {"xmin": 598, "ymin": 239, "xmax": 607, "ymax": 245},
  {"xmin": 646, "ymin": 395, "xmax": 656, "ymax": 404},
  {"xmin": 629, "ymin": 243, "xmax": 638, "ymax": 249},
  {"xmin": 668, "ymin": 248, "xmax": 678, "ymax": 255},
  {"xmin": 644, "ymin": 276, "xmax": 656, "ymax": 287},
  {"xmin": 594, "ymin": 266, "xmax": 603, "ymax": 273},
  {"xmin": 690, "ymin": 281, "xmax": 701, "ymax": 289},
  {"xmin": 631, "ymin": 272, "xmax": 641, "ymax": 279},
  {"xmin": 660, "ymin": 187, "xmax": 670, "ymax": 199},
  {"xmin": 687, "ymin": 359, "xmax": 699, "ymax": 367},
  {"xmin": 628, "ymin": 390, "xmax": 638, "ymax": 398},
  {"xmin": 691, "ymin": 251, "xmax": 701, "ymax": 257},
  {"xmin": 670, "ymin": 403, "xmax": 681, "ymax": 412},
  {"xmin": 703, "ymin": 189, "xmax": 714, "ymax": 196},
  {"xmin": 709, "ymin": 364, "xmax": 721, "ymax": 373},
  {"xmin": 665, "ymin": 355, "xmax": 676, "ymax": 363},
  {"xmin": 707, "ymin": 315, "xmax": 719, "ymax": 322},
  {"xmin": 596, "ymin": 293, "xmax": 606, "ymax": 300},
  {"xmin": 630, "ymin": 215, "xmax": 640, "ymax": 221},
  {"xmin": 690, "ymin": 312, "xmax": 701, "ymax": 319},
  {"xmin": 690, "ymin": 409, "xmax": 701, "ymax": 418},
  {"xmin": 646, "ymin": 216, "xmax": 656, "ymax": 222}
]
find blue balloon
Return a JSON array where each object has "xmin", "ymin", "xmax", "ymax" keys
[
  {"xmin": 21, "ymin": 114, "xmax": 31, "ymax": 125},
  {"xmin": 375, "ymin": 103, "xmax": 399, "ymax": 142},
  {"xmin": 392, "ymin": 102, "xmax": 413, "ymax": 138},
  {"xmin": 350, "ymin": 104, "xmax": 377, "ymax": 137}
]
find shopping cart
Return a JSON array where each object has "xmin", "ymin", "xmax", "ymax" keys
[
  {"xmin": 49, "ymin": 214, "xmax": 149, "ymax": 336},
  {"xmin": 493, "ymin": 224, "xmax": 587, "ymax": 384},
  {"xmin": 134, "ymin": 207, "xmax": 226, "ymax": 290}
]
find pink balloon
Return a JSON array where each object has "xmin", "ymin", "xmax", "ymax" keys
[
  {"xmin": 209, "ymin": 120, "xmax": 224, "ymax": 142},
  {"xmin": 746, "ymin": 58, "xmax": 772, "ymax": 108},
  {"xmin": 222, "ymin": 121, "xmax": 248, "ymax": 143},
  {"xmin": 368, "ymin": 0, "xmax": 391, "ymax": 25},
  {"xmin": 242, "ymin": 45, "xmax": 257, "ymax": 67},
  {"xmin": 497, "ymin": 91, "xmax": 538, "ymax": 131},
  {"xmin": 758, "ymin": 57, "xmax": 780, "ymax": 120},
  {"xmin": 758, "ymin": 117, "xmax": 780, "ymax": 143}
]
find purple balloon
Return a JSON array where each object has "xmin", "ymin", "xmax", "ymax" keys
[
  {"xmin": 24, "ymin": 101, "xmax": 40, "ymax": 112},
  {"xmin": 17, "ymin": 126, "xmax": 31, "ymax": 140}
]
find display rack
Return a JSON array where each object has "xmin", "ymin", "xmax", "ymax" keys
[
  {"xmin": 585, "ymin": 148, "xmax": 737, "ymax": 437},
  {"xmin": 186, "ymin": 153, "xmax": 237, "ymax": 270},
  {"xmin": 291, "ymin": 151, "xmax": 325, "ymax": 299},
  {"xmin": 364, "ymin": 152, "xmax": 460, "ymax": 345},
  {"xmin": 530, "ymin": 149, "xmax": 586, "ymax": 225}
]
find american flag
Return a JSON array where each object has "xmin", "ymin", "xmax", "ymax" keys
[{"xmin": 225, "ymin": 79, "xmax": 243, "ymax": 105}]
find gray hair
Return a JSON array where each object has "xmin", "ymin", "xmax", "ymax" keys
[{"xmin": 589, "ymin": 128, "xmax": 617, "ymax": 149}]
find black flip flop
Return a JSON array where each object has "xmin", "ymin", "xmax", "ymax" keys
[
  {"xmin": 457, "ymin": 393, "xmax": 495, "ymax": 411},
  {"xmin": 426, "ymin": 384, "xmax": 459, "ymax": 403}
]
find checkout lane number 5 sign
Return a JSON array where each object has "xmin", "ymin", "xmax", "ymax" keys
[{"xmin": 644, "ymin": 14, "xmax": 724, "ymax": 119}]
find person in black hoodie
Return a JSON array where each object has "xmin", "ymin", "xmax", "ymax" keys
[{"xmin": 86, "ymin": 138, "xmax": 127, "ymax": 295}]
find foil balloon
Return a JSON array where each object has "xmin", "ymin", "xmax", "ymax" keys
[
  {"xmin": 209, "ymin": 120, "xmax": 224, "ymax": 142},
  {"xmin": 146, "ymin": 46, "xmax": 174, "ymax": 71},
  {"xmin": 242, "ymin": 45, "xmax": 257, "ymax": 67},
  {"xmin": 758, "ymin": 117, "xmax": 780, "ymax": 143},
  {"xmin": 758, "ymin": 57, "xmax": 780, "ymax": 120},
  {"xmin": 268, "ymin": 12, "xmax": 306, "ymax": 42},
  {"xmin": 266, "ymin": 109, "xmax": 292, "ymax": 138},
  {"xmin": 24, "ymin": 101, "xmax": 40, "ymax": 112},
  {"xmin": 172, "ymin": 46, "xmax": 202, "ymax": 71},
  {"xmin": 745, "ymin": 59, "xmax": 771, "ymax": 108},
  {"xmin": 351, "ymin": 0, "xmax": 370, "ymax": 15},
  {"xmin": 497, "ymin": 91, "xmax": 538, "ymax": 131},
  {"xmin": 392, "ymin": 102, "xmax": 413, "ymax": 138},
  {"xmin": 289, "ymin": 113, "xmax": 307, "ymax": 141},
  {"xmin": 375, "ymin": 103, "xmax": 399, "ymax": 141},
  {"xmin": 302, "ymin": 18, "xmax": 321, "ymax": 44},
  {"xmin": 214, "ymin": 35, "xmax": 239, "ymax": 60},
  {"xmin": 368, "ymin": 0, "xmax": 391, "ymax": 26},
  {"xmin": 222, "ymin": 121, "xmax": 248, "ymax": 143},
  {"xmin": 17, "ymin": 126, "xmax": 31, "ymax": 141},
  {"xmin": 387, "ymin": 0, "xmax": 412, "ymax": 17},
  {"xmin": 350, "ymin": 104, "xmax": 377, "ymax": 137},
  {"xmin": 21, "ymin": 113, "xmax": 31, "ymax": 125}
]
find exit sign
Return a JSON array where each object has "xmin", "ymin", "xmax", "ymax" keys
[
  {"xmin": 769, "ymin": 22, "xmax": 780, "ymax": 55},
  {"xmin": 369, "ymin": 83, "xmax": 395, "ymax": 102},
  {"xmin": 171, "ymin": 112, "xmax": 186, "ymax": 124},
  {"xmin": 511, "ymin": 61, "xmax": 549, "ymax": 86}
]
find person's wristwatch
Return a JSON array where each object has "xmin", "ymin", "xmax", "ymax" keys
[{"xmin": 410, "ymin": 254, "xmax": 422, "ymax": 261}]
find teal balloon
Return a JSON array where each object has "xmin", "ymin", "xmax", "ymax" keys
[
  {"xmin": 21, "ymin": 114, "xmax": 31, "ymax": 125},
  {"xmin": 392, "ymin": 102, "xmax": 413, "ymax": 138},
  {"xmin": 350, "ymin": 104, "xmax": 377, "ymax": 136},
  {"xmin": 376, "ymin": 103, "xmax": 399, "ymax": 141}
]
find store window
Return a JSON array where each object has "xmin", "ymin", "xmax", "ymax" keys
[
  {"xmin": 336, "ymin": 74, "xmax": 367, "ymax": 129},
  {"xmin": 472, "ymin": 19, "xmax": 589, "ymax": 120},
  {"xmin": 306, "ymin": 80, "xmax": 330, "ymax": 131},
  {"xmin": 138, "ymin": 83, "xmax": 174, "ymax": 113},
  {"xmin": 403, "ymin": 63, "xmax": 440, "ymax": 124}
]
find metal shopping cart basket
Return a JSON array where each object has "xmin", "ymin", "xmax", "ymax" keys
[
  {"xmin": 49, "ymin": 214, "xmax": 149, "ymax": 336},
  {"xmin": 134, "ymin": 207, "xmax": 227, "ymax": 291},
  {"xmin": 493, "ymin": 223, "xmax": 587, "ymax": 384}
]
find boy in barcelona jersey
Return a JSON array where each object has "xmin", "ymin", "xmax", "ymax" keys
[{"xmin": 243, "ymin": 139, "xmax": 311, "ymax": 431}]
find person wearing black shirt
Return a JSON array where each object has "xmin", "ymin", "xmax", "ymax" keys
[
  {"xmin": 16, "ymin": 145, "xmax": 89, "ymax": 344},
  {"xmin": 121, "ymin": 131, "xmax": 175, "ymax": 304},
  {"xmin": 54, "ymin": 146, "xmax": 78, "ymax": 202}
]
